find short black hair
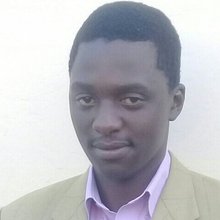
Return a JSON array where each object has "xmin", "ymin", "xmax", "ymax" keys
[{"xmin": 69, "ymin": 1, "xmax": 181, "ymax": 89}]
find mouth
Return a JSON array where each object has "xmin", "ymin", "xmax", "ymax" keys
[{"xmin": 92, "ymin": 139, "xmax": 131, "ymax": 160}]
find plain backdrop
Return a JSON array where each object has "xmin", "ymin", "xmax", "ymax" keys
[{"xmin": 0, "ymin": 0, "xmax": 220, "ymax": 207}]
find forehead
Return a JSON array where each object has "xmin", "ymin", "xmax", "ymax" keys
[
  {"xmin": 72, "ymin": 39, "xmax": 158, "ymax": 72},
  {"xmin": 70, "ymin": 39, "xmax": 168, "ymax": 91}
]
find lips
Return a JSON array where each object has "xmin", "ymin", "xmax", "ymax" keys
[
  {"xmin": 92, "ymin": 139, "xmax": 130, "ymax": 149},
  {"xmin": 91, "ymin": 139, "xmax": 131, "ymax": 160}
]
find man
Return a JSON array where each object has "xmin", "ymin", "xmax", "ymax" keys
[{"xmin": 1, "ymin": 1, "xmax": 220, "ymax": 220}]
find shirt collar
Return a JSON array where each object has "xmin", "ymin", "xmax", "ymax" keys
[{"xmin": 85, "ymin": 151, "xmax": 171, "ymax": 217}]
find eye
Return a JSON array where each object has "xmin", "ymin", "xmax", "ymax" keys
[
  {"xmin": 121, "ymin": 96, "xmax": 144, "ymax": 106},
  {"xmin": 76, "ymin": 95, "xmax": 95, "ymax": 107}
]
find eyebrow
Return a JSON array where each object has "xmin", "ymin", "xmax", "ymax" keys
[
  {"xmin": 70, "ymin": 82, "xmax": 96, "ymax": 93},
  {"xmin": 70, "ymin": 82, "xmax": 151, "ymax": 95}
]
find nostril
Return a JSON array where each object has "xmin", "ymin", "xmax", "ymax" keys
[{"xmin": 92, "ymin": 114, "xmax": 122, "ymax": 135}]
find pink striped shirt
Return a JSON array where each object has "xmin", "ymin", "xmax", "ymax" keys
[{"xmin": 85, "ymin": 151, "xmax": 170, "ymax": 220}]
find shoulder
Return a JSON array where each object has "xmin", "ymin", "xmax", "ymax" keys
[
  {"xmin": 189, "ymin": 170, "xmax": 220, "ymax": 219},
  {"xmin": 0, "ymin": 172, "xmax": 88, "ymax": 220},
  {"xmin": 190, "ymin": 170, "xmax": 220, "ymax": 201},
  {"xmin": 171, "ymin": 153, "xmax": 220, "ymax": 195},
  {"xmin": 170, "ymin": 153, "xmax": 220, "ymax": 218}
]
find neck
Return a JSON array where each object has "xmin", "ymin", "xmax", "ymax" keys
[{"xmin": 93, "ymin": 154, "xmax": 164, "ymax": 212}]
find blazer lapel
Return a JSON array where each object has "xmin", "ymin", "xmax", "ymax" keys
[
  {"xmin": 152, "ymin": 199, "xmax": 174, "ymax": 220},
  {"xmin": 153, "ymin": 154, "xmax": 199, "ymax": 220},
  {"xmin": 51, "ymin": 172, "xmax": 88, "ymax": 220}
]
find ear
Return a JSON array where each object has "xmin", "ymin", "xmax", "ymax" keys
[{"xmin": 169, "ymin": 84, "xmax": 185, "ymax": 121}]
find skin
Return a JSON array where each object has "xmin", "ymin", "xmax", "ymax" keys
[{"xmin": 69, "ymin": 39, "xmax": 185, "ymax": 211}]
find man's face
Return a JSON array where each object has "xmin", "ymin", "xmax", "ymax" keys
[{"xmin": 69, "ymin": 39, "xmax": 182, "ymax": 180}]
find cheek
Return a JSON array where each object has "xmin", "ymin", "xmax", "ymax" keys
[
  {"xmin": 72, "ymin": 111, "xmax": 90, "ymax": 133},
  {"xmin": 70, "ymin": 113, "xmax": 91, "ymax": 152},
  {"xmin": 70, "ymin": 106, "xmax": 95, "ymax": 143},
  {"xmin": 128, "ymin": 108, "xmax": 169, "ymax": 142}
]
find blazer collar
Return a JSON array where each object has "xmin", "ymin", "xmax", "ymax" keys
[{"xmin": 153, "ymin": 153, "xmax": 200, "ymax": 220}]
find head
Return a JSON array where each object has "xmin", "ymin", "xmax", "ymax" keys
[
  {"xmin": 69, "ymin": 1, "xmax": 181, "ymax": 89},
  {"xmin": 69, "ymin": 2, "xmax": 185, "ymax": 181}
]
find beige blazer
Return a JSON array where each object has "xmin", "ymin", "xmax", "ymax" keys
[{"xmin": 1, "ymin": 155, "xmax": 220, "ymax": 220}]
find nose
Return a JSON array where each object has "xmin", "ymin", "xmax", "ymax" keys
[{"xmin": 92, "ymin": 102, "xmax": 122, "ymax": 136}]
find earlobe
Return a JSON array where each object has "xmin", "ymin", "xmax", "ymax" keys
[{"xmin": 169, "ymin": 84, "xmax": 185, "ymax": 121}]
